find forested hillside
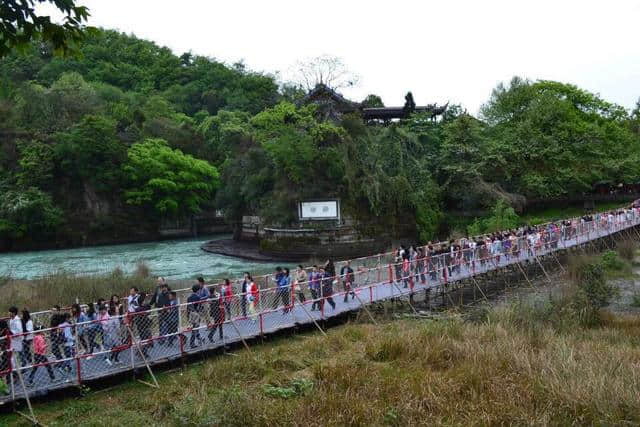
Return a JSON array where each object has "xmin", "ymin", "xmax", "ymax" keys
[{"xmin": 1, "ymin": 29, "xmax": 639, "ymax": 251}]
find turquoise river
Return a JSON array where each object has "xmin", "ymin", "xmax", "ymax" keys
[{"xmin": 0, "ymin": 235, "xmax": 283, "ymax": 280}]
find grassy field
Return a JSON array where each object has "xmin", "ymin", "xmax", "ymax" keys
[{"xmin": 2, "ymin": 294, "xmax": 640, "ymax": 426}]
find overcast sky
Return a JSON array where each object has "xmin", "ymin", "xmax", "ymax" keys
[{"xmin": 42, "ymin": 0, "xmax": 640, "ymax": 114}]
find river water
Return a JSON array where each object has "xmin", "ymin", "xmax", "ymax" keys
[{"xmin": 0, "ymin": 235, "xmax": 283, "ymax": 280}]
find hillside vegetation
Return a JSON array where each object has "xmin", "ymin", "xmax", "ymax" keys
[{"xmin": 2, "ymin": 29, "xmax": 640, "ymax": 250}]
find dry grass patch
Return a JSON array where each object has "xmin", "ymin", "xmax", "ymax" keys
[{"xmin": 3, "ymin": 303, "xmax": 640, "ymax": 426}]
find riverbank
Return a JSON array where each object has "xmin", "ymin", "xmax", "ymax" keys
[{"xmin": 200, "ymin": 238, "xmax": 299, "ymax": 262}]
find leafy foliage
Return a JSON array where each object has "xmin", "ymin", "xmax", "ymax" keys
[
  {"xmin": 0, "ymin": 186, "xmax": 63, "ymax": 239},
  {"xmin": 123, "ymin": 139, "xmax": 219, "ymax": 217},
  {"xmin": 0, "ymin": 0, "xmax": 93, "ymax": 57},
  {"xmin": 467, "ymin": 199, "xmax": 520, "ymax": 236},
  {"xmin": 480, "ymin": 77, "xmax": 640, "ymax": 198},
  {"xmin": 262, "ymin": 378, "xmax": 314, "ymax": 399}
]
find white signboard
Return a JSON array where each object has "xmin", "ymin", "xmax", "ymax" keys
[{"xmin": 299, "ymin": 200, "xmax": 340, "ymax": 221}]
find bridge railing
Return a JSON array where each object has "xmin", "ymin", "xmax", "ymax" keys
[
  {"xmin": 22, "ymin": 207, "xmax": 640, "ymax": 328},
  {"xmin": 2, "ymin": 207, "xmax": 639, "ymax": 401}
]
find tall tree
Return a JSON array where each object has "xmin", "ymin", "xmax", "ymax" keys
[{"xmin": 123, "ymin": 138, "xmax": 220, "ymax": 218}]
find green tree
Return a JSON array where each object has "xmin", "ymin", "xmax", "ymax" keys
[
  {"xmin": 16, "ymin": 139, "xmax": 54, "ymax": 188},
  {"xmin": 467, "ymin": 199, "xmax": 519, "ymax": 236},
  {"xmin": 481, "ymin": 77, "xmax": 640, "ymax": 198},
  {"xmin": 361, "ymin": 94, "xmax": 384, "ymax": 108},
  {"xmin": 439, "ymin": 114, "xmax": 488, "ymax": 207},
  {"xmin": 1, "ymin": 0, "xmax": 92, "ymax": 57},
  {"xmin": 54, "ymin": 114, "xmax": 125, "ymax": 192},
  {"xmin": 123, "ymin": 138, "xmax": 219, "ymax": 217},
  {"xmin": 0, "ymin": 186, "xmax": 63, "ymax": 241}
]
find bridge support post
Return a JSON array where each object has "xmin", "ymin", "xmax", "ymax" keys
[
  {"xmin": 297, "ymin": 299, "xmax": 328, "ymax": 337},
  {"xmin": 534, "ymin": 255, "xmax": 553, "ymax": 285},
  {"xmin": 12, "ymin": 353, "xmax": 41, "ymax": 426},
  {"xmin": 391, "ymin": 281, "xmax": 419, "ymax": 316},
  {"xmin": 471, "ymin": 276, "xmax": 488, "ymax": 301},
  {"xmin": 228, "ymin": 319, "xmax": 252, "ymax": 353},
  {"xmin": 516, "ymin": 261, "xmax": 534, "ymax": 289},
  {"xmin": 353, "ymin": 289, "xmax": 379, "ymax": 325},
  {"xmin": 550, "ymin": 251, "xmax": 566, "ymax": 273},
  {"xmin": 126, "ymin": 324, "xmax": 159, "ymax": 389}
]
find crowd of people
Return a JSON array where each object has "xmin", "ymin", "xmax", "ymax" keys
[
  {"xmin": 0, "ymin": 207, "xmax": 637, "ymax": 396},
  {"xmin": 0, "ymin": 257, "xmax": 353, "ymax": 393}
]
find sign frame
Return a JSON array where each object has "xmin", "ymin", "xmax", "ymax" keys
[{"xmin": 298, "ymin": 199, "xmax": 341, "ymax": 221}]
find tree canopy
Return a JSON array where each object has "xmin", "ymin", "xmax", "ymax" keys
[
  {"xmin": 0, "ymin": 0, "xmax": 92, "ymax": 57},
  {"xmin": 123, "ymin": 139, "xmax": 219, "ymax": 218}
]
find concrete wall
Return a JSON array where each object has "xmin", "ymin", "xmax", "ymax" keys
[{"xmin": 259, "ymin": 225, "xmax": 390, "ymax": 259}]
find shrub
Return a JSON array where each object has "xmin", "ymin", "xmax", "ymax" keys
[
  {"xmin": 467, "ymin": 199, "xmax": 519, "ymax": 236},
  {"xmin": 262, "ymin": 378, "xmax": 313, "ymax": 399},
  {"xmin": 601, "ymin": 250, "xmax": 625, "ymax": 270},
  {"xmin": 572, "ymin": 261, "xmax": 616, "ymax": 326}
]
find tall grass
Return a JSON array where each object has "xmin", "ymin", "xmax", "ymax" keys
[
  {"xmin": 616, "ymin": 238, "xmax": 637, "ymax": 262},
  {"xmin": 0, "ymin": 270, "xmax": 157, "ymax": 313},
  {"xmin": 5, "ymin": 304, "xmax": 640, "ymax": 426}
]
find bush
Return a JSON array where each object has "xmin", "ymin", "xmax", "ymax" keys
[
  {"xmin": 262, "ymin": 378, "xmax": 313, "ymax": 399},
  {"xmin": 467, "ymin": 199, "xmax": 519, "ymax": 236},
  {"xmin": 572, "ymin": 261, "xmax": 616, "ymax": 326}
]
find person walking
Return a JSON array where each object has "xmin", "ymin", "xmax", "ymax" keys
[
  {"xmin": 340, "ymin": 261, "xmax": 355, "ymax": 302},
  {"xmin": 85, "ymin": 303, "xmax": 100, "ymax": 357},
  {"xmin": 308, "ymin": 265, "xmax": 321, "ymax": 311},
  {"xmin": 104, "ymin": 305, "xmax": 123, "ymax": 364},
  {"xmin": 97, "ymin": 305, "xmax": 113, "ymax": 365},
  {"xmin": 8, "ymin": 307, "xmax": 26, "ymax": 383},
  {"xmin": 71, "ymin": 304, "xmax": 88, "ymax": 354},
  {"xmin": 27, "ymin": 327, "xmax": 56, "ymax": 386},
  {"xmin": 249, "ymin": 279, "xmax": 259, "ymax": 317},
  {"xmin": 149, "ymin": 276, "xmax": 167, "ymax": 307},
  {"xmin": 319, "ymin": 267, "xmax": 336, "ymax": 311},
  {"xmin": 240, "ymin": 272, "xmax": 251, "ymax": 317},
  {"xmin": 207, "ymin": 285, "xmax": 225, "ymax": 343},
  {"xmin": 134, "ymin": 293, "xmax": 153, "ymax": 358},
  {"xmin": 21, "ymin": 309, "xmax": 34, "ymax": 370},
  {"xmin": 294, "ymin": 265, "xmax": 307, "ymax": 303},
  {"xmin": 187, "ymin": 285, "xmax": 204, "ymax": 348},
  {"xmin": 127, "ymin": 287, "xmax": 140, "ymax": 313},
  {"xmin": 153, "ymin": 283, "xmax": 171, "ymax": 344},
  {"xmin": 221, "ymin": 279, "xmax": 234, "ymax": 319},
  {"xmin": 166, "ymin": 292, "xmax": 179, "ymax": 347},
  {"xmin": 280, "ymin": 268, "xmax": 292, "ymax": 314},
  {"xmin": 59, "ymin": 313, "xmax": 75, "ymax": 377},
  {"xmin": 48, "ymin": 313, "xmax": 65, "ymax": 377},
  {"xmin": 271, "ymin": 267, "xmax": 284, "ymax": 310}
]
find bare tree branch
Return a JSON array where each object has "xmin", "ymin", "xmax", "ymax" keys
[{"xmin": 290, "ymin": 55, "xmax": 360, "ymax": 91}]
